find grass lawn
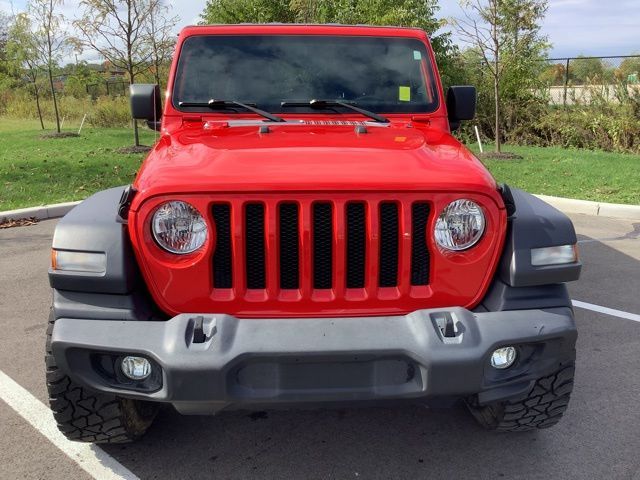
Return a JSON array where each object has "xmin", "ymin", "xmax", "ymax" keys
[
  {"xmin": 1, "ymin": 118, "xmax": 638, "ymax": 210},
  {"xmin": 0, "ymin": 119, "xmax": 156, "ymax": 211},
  {"xmin": 475, "ymin": 144, "xmax": 640, "ymax": 205}
]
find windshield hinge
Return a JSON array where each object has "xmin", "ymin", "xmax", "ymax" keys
[{"xmin": 116, "ymin": 185, "xmax": 137, "ymax": 224}]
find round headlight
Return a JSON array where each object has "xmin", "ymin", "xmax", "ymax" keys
[
  {"xmin": 434, "ymin": 199, "xmax": 485, "ymax": 251},
  {"xmin": 152, "ymin": 201, "xmax": 207, "ymax": 254}
]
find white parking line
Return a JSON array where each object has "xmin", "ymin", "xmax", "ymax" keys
[
  {"xmin": 0, "ymin": 370, "xmax": 139, "ymax": 480},
  {"xmin": 573, "ymin": 300, "xmax": 640, "ymax": 323}
]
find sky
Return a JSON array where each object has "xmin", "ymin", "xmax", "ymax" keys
[{"xmin": 2, "ymin": 0, "xmax": 639, "ymax": 61}]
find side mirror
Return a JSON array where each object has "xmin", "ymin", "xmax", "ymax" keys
[
  {"xmin": 446, "ymin": 86, "xmax": 477, "ymax": 131},
  {"xmin": 130, "ymin": 84, "xmax": 162, "ymax": 131}
]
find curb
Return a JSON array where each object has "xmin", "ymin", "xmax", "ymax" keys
[
  {"xmin": 1, "ymin": 196, "xmax": 639, "ymax": 223},
  {"xmin": 0, "ymin": 201, "xmax": 81, "ymax": 223},
  {"xmin": 534, "ymin": 195, "xmax": 640, "ymax": 221}
]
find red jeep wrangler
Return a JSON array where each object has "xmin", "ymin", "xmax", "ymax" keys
[{"xmin": 46, "ymin": 25, "xmax": 581, "ymax": 443}]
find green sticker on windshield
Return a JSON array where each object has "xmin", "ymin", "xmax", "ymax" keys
[
  {"xmin": 399, "ymin": 86, "xmax": 411, "ymax": 102},
  {"xmin": 413, "ymin": 50, "xmax": 422, "ymax": 60}
]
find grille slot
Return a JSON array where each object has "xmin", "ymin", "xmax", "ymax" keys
[
  {"xmin": 346, "ymin": 203, "xmax": 366, "ymax": 288},
  {"xmin": 245, "ymin": 203, "xmax": 266, "ymax": 289},
  {"xmin": 313, "ymin": 203, "xmax": 333, "ymax": 289},
  {"xmin": 379, "ymin": 202, "xmax": 399, "ymax": 287},
  {"xmin": 212, "ymin": 204, "xmax": 232, "ymax": 288},
  {"xmin": 411, "ymin": 203, "xmax": 430, "ymax": 286},
  {"xmin": 279, "ymin": 203, "xmax": 299, "ymax": 289}
]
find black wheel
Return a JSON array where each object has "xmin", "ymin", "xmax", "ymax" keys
[
  {"xmin": 466, "ymin": 363, "xmax": 575, "ymax": 432},
  {"xmin": 45, "ymin": 311, "xmax": 159, "ymax": 443}
]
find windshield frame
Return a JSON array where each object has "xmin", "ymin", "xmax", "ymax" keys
[{"xmin": 170, "ymin": 33, "xmax": 441, "ymax": 116}]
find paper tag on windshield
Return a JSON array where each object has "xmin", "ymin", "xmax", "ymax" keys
[
  {"xmin": 413, "ymin": 50, "xmax": 422, "ymax": 60},
  {"xmin": 399, "ymin": 86, "xmax": 411, "ymax": 102}
]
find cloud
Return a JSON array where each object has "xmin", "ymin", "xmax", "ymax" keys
[{"xmin": 441, "ymin": 0, "xmax": 639, "ymax": 57}]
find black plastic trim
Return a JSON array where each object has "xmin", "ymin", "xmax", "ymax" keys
[
  {"xmin": 49, "ymin": 187, "xmax": 139, "ymax": 294},
  {"xmin": 499, "ymin": 187, "xmax": 582, "ymax": 287},
  {"xmin": 52, "ymin": 288, "xmax": 163, "ymax": 322},
  {"xmin": 50, "ymin": 307, "xmax": 576, "ymax": 413},
  {"xmin": 478, "ymin": 279, "xmax": 572, "ymax": 312}
]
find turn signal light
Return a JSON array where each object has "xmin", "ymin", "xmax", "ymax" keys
[
  {"xmin": 531, "ymin": 244, "xmax": 578, "ymax": 266},
  {"xmin": 51, "ymin": 249, "xmax": 106, "ymax": 274}
]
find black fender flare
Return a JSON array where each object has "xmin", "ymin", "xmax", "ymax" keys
[
  {"xmin": 49, "ymin": 186, "xmax": 138, "ymax": 294},
  {"xmin": 498, "ymin": 187, "xmax": 582, "ymax": 288}
]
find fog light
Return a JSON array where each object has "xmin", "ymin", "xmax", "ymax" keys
[
  {"xmin": 490, "ymin": 347, "xmax": 517, "ymax": 369},
  {"xmin": 121, "ymin": 356, "xmax": 151, "ymax": 380}
]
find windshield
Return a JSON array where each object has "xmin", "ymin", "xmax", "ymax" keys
[{"xmin": 173, "ymin": 35, "xmax": 439, "ymax": 114}]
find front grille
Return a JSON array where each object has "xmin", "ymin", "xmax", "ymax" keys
[{"xmin": 211, "ymin": 197, "xmax": 431, "ymax": 296}]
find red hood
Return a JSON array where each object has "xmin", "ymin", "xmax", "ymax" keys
[{"xmin": 132, "ymin": 121, "xmax": 500, "ymax": 209}]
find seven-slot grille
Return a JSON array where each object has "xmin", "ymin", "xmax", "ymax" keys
[{"xmin": 211, "ymin": 199, "xmax": 430, "ymax": 297}]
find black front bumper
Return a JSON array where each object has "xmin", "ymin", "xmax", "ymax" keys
[{"xmin": 50, "ymin": 307, "xmax": 576, "ymax": 414}]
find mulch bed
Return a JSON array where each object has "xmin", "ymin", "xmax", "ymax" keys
[
  {"xmin": 0, "ymin": 217, "xmax": 39, "ymax": 229},
  {"xmin": 40, "ymin": 132, "xmax": 81, "ymax": 139},
  {"xmin": 478, "ymin": 152, "xmax": 524, "ymax": 161},
  {"xmin": 116, "ymin": 145, "xmax": 152, "ymax": 154}
]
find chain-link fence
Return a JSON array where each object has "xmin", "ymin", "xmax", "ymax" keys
[
  {"xmin": 539, "ymin": 55, "xmax": 640, "ymax": 106},
  {"xmin": 85, "ymin": 80, "xmax": 130, "ymax": 99}
]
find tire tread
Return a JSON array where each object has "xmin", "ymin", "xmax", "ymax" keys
[
  {"xmin": 45, "ymin": 311, "xmax": 157, "ymax": 443},
  {"xmin": 468, "ymin": 363, "xmax": 575, "ymax": 432}
]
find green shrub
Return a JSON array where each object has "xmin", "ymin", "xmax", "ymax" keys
[
  {"xmin": 526, "ymin": 104, "xmax": 640, "ymax": 154},
  {"xmin": 2, "ymin": 88, "xmax": 132, "ymax": 128},
  {"xmin": 90, "ymin": 97, "xmax": 133, "ymax": 128}
]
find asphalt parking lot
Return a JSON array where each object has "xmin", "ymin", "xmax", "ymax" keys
[{"xmin": 0, "ymin": 213, "xmax": 639, "ymax": 480}]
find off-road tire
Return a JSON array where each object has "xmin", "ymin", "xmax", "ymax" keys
[
  {"xmin": 45, "ymin": 311, "xmax": 159, "ymax": 443},
  {"xmin": 466, "ymin": 363, "xmax": 575, "ymax": 432}
]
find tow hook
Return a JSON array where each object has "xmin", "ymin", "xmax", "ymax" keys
[
  {"xmin": 431, "ymin": 312, "xmax": 464, "ymax": 344},
  {"xmin": 193, "ymin": 316, "xmax": 206, "ymax": 343},
  {"xmin": 188, "ymin": 316, "xmax": 217, "ymax": 345}
]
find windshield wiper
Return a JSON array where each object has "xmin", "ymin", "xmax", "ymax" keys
[
  {"xmin": 280, "ymin": 99, "xmax": 389, "ymax": 123},
  {"xmin": 178, "ymin": 99, "xmax": 285, "ymax": 123}
]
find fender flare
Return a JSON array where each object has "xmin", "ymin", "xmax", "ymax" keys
[{"xmin": 49, "ymin": 187, "xmax": 138, "ymax": 294}]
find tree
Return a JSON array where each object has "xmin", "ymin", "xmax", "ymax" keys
[
  {"xmin": 0, "ymin": 10, "xmax": 10, "ymax": 74},
  {"xmin": 29, "ymin": 0, "xmax": 68, "ymax": 133},
  {"xmin": 145, "ymin": 0, "xmax": 178, "ymax": 89},
  {"xmin": 201, "ymin": 0, "xmax": 295, "ymax": 24},
  {"xmin": 616, "ymin": 55, "xmax": 640, "ymax": 83},
  {"xmin": 0, "ymin": 10, "xmax": 13, "ymax": 105},
  {"xmin": 74, "ymin": 0, "xmax": 153, "ymax": 146},
  {"xmin": 571, "ymin": 56, "xmax": 605, "ymax": 85},
  {"xmin": 540, "ymin": 62, "xmax": 566, "ymax": 86},
  {"xmin": 6, "ymin": 13, "xmax": 46, "ymax": 129},
  {"xmin": 453, "ymin": 0, "xmax": 548, "ymax": 152}
]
